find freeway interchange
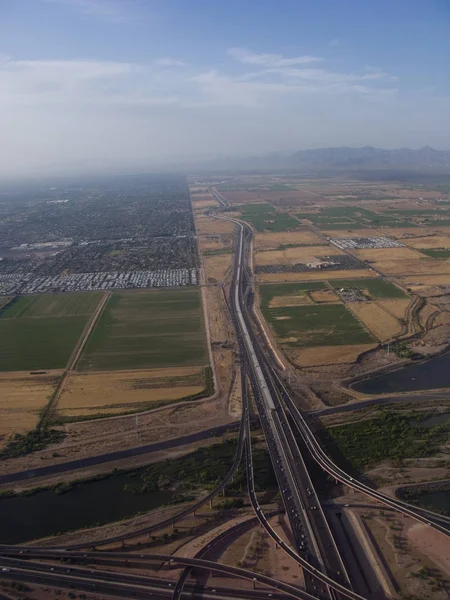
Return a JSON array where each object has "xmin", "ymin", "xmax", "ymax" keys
[{"xmin": 1, "ymin": 210, "xmax": 449, "ymax": 600}]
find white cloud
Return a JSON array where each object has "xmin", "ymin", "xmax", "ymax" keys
[
  {"xmin": 228, "ymin": 47, "xmax": 323, "ymax": 67},
  {"xmin": 0, "ymin": 48, "xmax": 446, "ymax": 177},
  {"xmin": 154, "ymin": 58, "xmax": 186, "ymax": 68}
]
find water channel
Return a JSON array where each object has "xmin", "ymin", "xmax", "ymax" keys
[
  {"xmin": 351, "ymin": 351, "xmax": 450, "ymax": 395},
  {"xmin": 0, "ymin": 472, "xmax": 175, "ymax": 544}
]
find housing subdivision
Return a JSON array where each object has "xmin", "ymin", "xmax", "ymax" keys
[
  {"xmin": 329, "ymin": 236, "xmax": 404, "ymax": 249},
  {"xmin": 0, "ymin": 268, "xmax": 198, "ymax": 295}
]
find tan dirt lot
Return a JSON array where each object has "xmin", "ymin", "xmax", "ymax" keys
[
  {"xmin": 254, "ymin": 230, "xmax": 323, "ymax": 248},
  {"xmin": 57, "ymin": 369, "xmax": 205, "ymax": 419},
  {"xmin": 349, "ymin": 302, "xmax": 402, "ymax": 341},
  {"xmin": 376, "ymin": 298, "xmax": 411, "ymax": 319},
  {"xmin": 268, "ymin": 294, "xmax": 312, "ymax": 308},
  {"xmin": 256, "ymin": 268, "xmax": 378, "ymax": 283},
  {"xmin": 373, "ymin": 257, "xmax": 450, "ymax": 276},
  {"xmin": 0, "ymin": 372, "xmax": 61, "ymax": 445},
  {"xmin": 352, "ymin": 247, "xmax": 424, "ymax": 261},
  {"xmin": 310, "ymin": 289, "xmax": 339, "ymax": 303},
  {"xmin": 199, "ymin": 239, "xmax": 228, "ymax": 252},
  {"xmin": 286, "ymin": 344, "xmax": 376, "ymax": 367},
  {"xmin": 204, "ymin": 254, "xmax": 232, "ymax": 282},
  {"xmin": 402, "ymin": 274, "xmax": 450, "ymax": 286},
  {"xmin": 195, "ymin": 214, "xmax": 234, "ymax": 235},
  {"xmin": 405, "ymin": 235, "xmax": 450, "ymax": 249},
  {"xmin": 255, "ymin": 245, "xmax": 340, "ymax": 266},
  {"xmin": 192, "ymin": 198, "xmax": 219, "ymax": 209}
]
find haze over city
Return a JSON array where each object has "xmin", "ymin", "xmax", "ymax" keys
[{"xmin": 1, "ymin": 0, "xmax": 449, "ymax": 177}]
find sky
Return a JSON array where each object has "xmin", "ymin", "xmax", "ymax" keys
[{"xmin": 0, "ymin": 0, "xmax": 449, "ymax": 176}]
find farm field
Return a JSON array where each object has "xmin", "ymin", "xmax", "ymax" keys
[
  {"xmin": 0, "ymin": 315, "xmax": 89, "ymax": 372},
  {"xmin": 0, "ymin": 292, "xmax": 103, "ymax": 319},
  {"xmin": 0, "ymin": 297, "xmax": 12, "ymax": 310},
  {"xmin": 78, "ymin": 288, "xmax": 208, "ymax": 371},
  {"xmin": 352, "ymin": 247, "xmax": 423, "ymax": 261},
  {"xmin": 376, "ymin": 298, "xmax": 411, "ymax": 319},
  {"xmin": 259, "ymin": 281, "xmax": 327, "ymax": 310},
  {"xmin": 255, "ymin": 245, "xmax": 341, "ymax": 266},
  {"xmin": 256, "ymin": 268, "xmax": 377, "ymax": 283},
  {"xmin": 260, "ymin": 302, "xmax": 374, "ymax": 348},
  {"xmin": 349, "ymin": 302, "xmax": 402, "ymax": 342},
  {"xmin": 254, "ymin": 230, "xmax": 323, "ymax": 248},
  {"xmin": 237, "ymin": 203, "xmax": 299, "ymax": 232},
  {"xmin": 372, "ymin": 257, "xmax": 450, "ymax": 276},
  {"xmin": 419, "ymin": 248, "xmax": 450, "ymax": 258},
  {"xmin": 0, "ymin": 372, "xmax": 61, "ymax": 447},
  {"xmin": 329, "ymin": 278, "xmax": 407, "ymax": 298},
  {"xmin": 405, "ymin": 235, "xmax": 450, "ymax": 249},
  {"xmin": 288, "ymin": 343, "xmax": 376, "ymax": 367},
  {"xmin": 297, "ymin": 206, "xmax": 417, "ymax": 230},
  {"xmin": 57, "ymin": 367, "xmax": 206, "ymax": 420}
]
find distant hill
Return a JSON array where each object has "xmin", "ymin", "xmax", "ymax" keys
[
  {"xmin": 201, "ymin": 146, "xmax": 450, "ymax": 173},
  {"xmin": 289, "ymin": 146, "xmax": 450, "ymax": 168}
]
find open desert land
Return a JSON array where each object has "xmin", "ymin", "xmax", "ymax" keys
[
  {"xmin": 0, "ymin": 292, "xmax": 103, "ymax": 371},
  {"xmin": 0, "ymin": 372, "xmax": 61, "ymax": 448},
  {"xmin": 195, "ymin": 212, "xmax": 235, "ymax": 235},
  {"xmin": 254, "ymin": 228, "xmax": 324, "ymax": 249},
  {"xmin": 77, "ymin": 288, "xmax": 208, "ymax": 372},
  {"xmin": 57, "ymin": 367, "xmax": 207, "ymax": 420},
  {"xmin": 203, "ymin": 253, "xmax": 233, "ymax": 283},
  {"xmin": 349, "ymin": 301, "xmax": 403, "ymax": 341}
]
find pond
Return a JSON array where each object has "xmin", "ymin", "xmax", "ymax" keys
[
  {"xmin": 418, "ymin": 413, "xmax": 450, "ymax": 429},
  {"xmin": 0, "ymin": 472, "xmax": 175, "ymax": 544},
  {"xmin": 351, "ymin": 351, "xmax": 450, "ymax": 395},
  {"xmin": 409, "ymin": 491, "xmax": 450, "ymax": 516}
]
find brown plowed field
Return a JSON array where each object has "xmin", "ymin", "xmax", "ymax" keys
[
  {"xmin": 286, "ymin": 344, "xmax": 376, "ymax": 367},
  {"xmin": 377, "ymin": 298, "xmax": 411, "ymax": 319},
  {"xmin": 58, "ymin": 368, "xmax": 205, "ymax": 419},
  {"xmin": 406, "ymin": 235, "xmax": 450, "ymax": 249},
  {"xmin": 374, "ymin": 257, "xmax": 450, "ymax": 276},
  {"xmin": 254, "ymin": 230, "xmax": 323, "ymax": 248},
  {"xmin": 352, "ymin": 247, "xmax": 423, "ymax": 261}
]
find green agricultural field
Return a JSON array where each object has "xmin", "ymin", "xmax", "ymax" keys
[
  {"xmin": 297, "ymin": 206, "xmax": 417, "ymax": 229},
  {"xmin": 0, "ymin": 316, "xmax": 88, "ymax": 371},
  {"xmin": 1, "ymin": 292, "xmax": 103, "ymax": 319},
  {"xmin": 78, "ymin": 288, "xmax": 208, "ymax": 371},
  {"xmin": 238, "ymin": 203, "xmax": 299, "ymax": 232},
  {"xmin": 419, "ymin": 248, "xmax": 450, "ymax": 258},
  {"xmin": 261, "ymin": 302, "xmax": 374, "ymax": 347},
  {"xmin": 259, "ymin": 282, "xmax": 327, "ymax": 311},
  {"xmin": 330, "ymin": 278, "xmax": 407, "ymax": 299}
]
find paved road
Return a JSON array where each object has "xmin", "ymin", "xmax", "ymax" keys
[{"xmin": 0, "ymin": 423, "xmax": 240, "ymax": 485}]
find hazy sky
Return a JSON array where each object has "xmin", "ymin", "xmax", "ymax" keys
[{"xmin": 1, "ymin": 0, "xmax": 449, "ymax": 176}]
